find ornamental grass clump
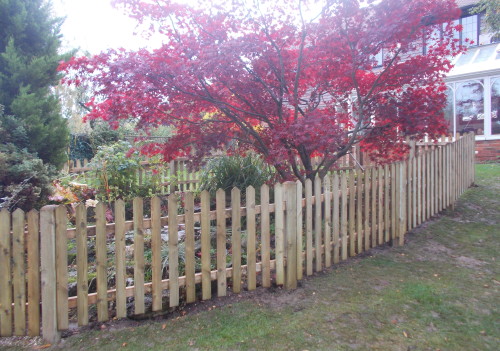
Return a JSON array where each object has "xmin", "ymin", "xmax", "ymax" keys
[{"xmin": 198, "ymin": 153, "xmax": 273, "ymax": 198}]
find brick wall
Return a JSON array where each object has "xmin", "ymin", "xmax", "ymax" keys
[{"xmin": 475, "ymin": 140, "xmax": 500, "ymax": 162}]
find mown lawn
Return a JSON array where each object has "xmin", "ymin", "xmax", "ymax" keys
[{"xmin": 2, "ymin": 164, "xmax": 499, "ymax": 351}]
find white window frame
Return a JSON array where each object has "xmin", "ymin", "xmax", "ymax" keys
[{"xmin": 446, "ymin": 75, "xmax": 500, "ymax": 141}]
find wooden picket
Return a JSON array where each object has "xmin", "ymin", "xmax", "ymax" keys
[
  {"xmin": 27, "ymin": 210, "xmax": 40, "ymax": 336},
  {"xmin": 0, "ymin": 133, "xmax": 477, "ymax": 343}
]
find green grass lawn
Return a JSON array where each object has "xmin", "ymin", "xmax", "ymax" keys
[{"xmin": 2, "ymin": 164, "xmax": 499, "ymax": 351}]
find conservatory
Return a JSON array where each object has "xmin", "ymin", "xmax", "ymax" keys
[{"xmin": 444, "ymin": 42, "xmax": 500, "ymax": 141}]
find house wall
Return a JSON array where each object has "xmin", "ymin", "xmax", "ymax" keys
[{"xmin": 475, "ymin": 139, "xmax": 500, "ymax": 162}]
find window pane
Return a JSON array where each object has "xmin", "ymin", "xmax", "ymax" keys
[
  {"xmin": 424, "ymin": 24, "xmax": 442, "ymax": 54},
  {"xmin": 491, "ymin": 79, "xmax": 500, "ymax": 135},
  {"xmin": 444, "ymin": 86, "xmax": 454, "ymax": 134},
  {"xmin": 456, "ymin": 80, "xmax": 484, "ymax": 135},
  {"xmin": 461, "ymin": 15, "xmax": 478, "ymax": 46}
]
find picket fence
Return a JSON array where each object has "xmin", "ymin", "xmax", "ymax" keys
[
  {"xmin": 64, "ymin": 146, "xmax": 366, "ymax": 194},
  {"xmin": 0, "ymin": 133, "xmax": 475, "ymax": 343},
  {"xmin": 64, "ymin": 157, "xmax": 202, "ymax": 192}
]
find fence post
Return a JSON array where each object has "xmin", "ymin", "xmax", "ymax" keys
[
  {"xmin": 284, "ymin": 181, "xmax": 298, "ymax": 289},
  {"xmin": 40, "ymin": 205, "xmax": 60, "ymax": 344}
]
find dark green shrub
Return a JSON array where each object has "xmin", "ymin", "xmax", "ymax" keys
[
  {"xmin": 198, "ymin": 153, "xmax": 273, "ymax": 199},
  {"xmin": 0, "ymin": 108, "xmax": 56, "ymax": 211},
  {"xmin": 0, "ymin": 143, "xmax": 56, "ymax": 211}
]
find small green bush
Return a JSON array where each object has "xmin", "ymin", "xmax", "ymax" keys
[
  {"xmin": 198, "ymin": 153, "xmax": 273, "ymax": 198},
  {"xmin": 87, "ymin": 141, "xmax": 164, "ymax": 203}
]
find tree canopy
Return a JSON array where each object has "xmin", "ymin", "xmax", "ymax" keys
[
  {"xmin": 60, "ymin": 0, "xmax": 463, "ymax": 181},
  {"xmin": 0, "ymin": 0, "xmax": 70, "ymax": 168},
  {"xmin": 471, "ymin": 0, "xmax": 500, "ymax": 41}
]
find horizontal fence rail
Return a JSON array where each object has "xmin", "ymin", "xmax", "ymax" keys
[{"xmin": 0, "ymin": 133, "xmax": 475, "ymax": 342}]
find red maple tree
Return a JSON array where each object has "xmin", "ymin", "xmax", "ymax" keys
[{"xmin": 59, "ymin": 0, "xmax": 463, "ymax": 182}]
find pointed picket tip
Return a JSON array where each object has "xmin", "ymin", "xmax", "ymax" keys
[
  {"xmin": 27, "ymin": 208, "xmax": 39, "ymax": 216},
  {"xmin": 74, "ymin": 202, "xmax": 86, "ymax": 211},
  {"xmin": 216, "ymin": 188, "xmax": 225, "ymax": 197},
  {"xmin": 231, "ymin": 186, "xmax": 241, "ymax": 195},
  {"xmin": 323, "ymin": 174, "xmax": 331, "ymax": 185},
  {"xmin": 167, "ymin": 193, "xmax": 178, "ymax": 200},
  {"xmin": 13, "ymin": 207, "xmax": 25, "ymax": 217},
  {"xmin": 95, "ymin": 201, "xmax": 105, "ymax": 211},
  {"xmin": 115, "ymin": 198, "xmax": 125, "ymax": 207},
  {"xmin": 260, "ymin": 183, "xmax": 269, "ymax": 191},
  {"xmin": 168, "ymin": 193, "xmax": 178, "ymax": 206},
  {"xmin": 246, "ymin": 185, "xmax": 255, "ymax": 196}
]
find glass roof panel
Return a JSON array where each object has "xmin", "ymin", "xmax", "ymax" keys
[{"xmin": 448, "ymin": 43, "xmax": 500, "ymax": 79}]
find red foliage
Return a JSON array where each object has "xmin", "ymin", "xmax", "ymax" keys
[{"xmin": 59, "ymin": 0, "xmax": 464, "ymax": 181}]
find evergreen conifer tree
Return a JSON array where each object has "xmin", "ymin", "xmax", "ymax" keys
[{"xmin": 0, "ymin": 0, "xmax": 71, "ymax": 168}]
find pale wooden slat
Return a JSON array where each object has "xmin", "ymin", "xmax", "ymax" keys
[
  {"xmin": 55, "ymin": 205, "xmax": 68, "ymax": 330},
  {"xmin": 169, "ymin": 194, "xmax": 179, "ymax": 307},
  {"xmin": 40, "ymin": 206, "xmax": 60, "ymax": 343},
  {"xmin": 439, "ymin": 146, "xmax": 443, "ymax": 211},
  {"xmin": 332, "ymin": 173, "xmax": 340, "ymax": 264},
  {"xmin": 434, "ymin": 149, "xmax": 439, "ymax": 215},
  {"xmin": 425, "ymin": 152, "xmax": 430, "ymax": 220},
  {"xmin": 443, "ymin": 144, "xmax": 451, "ymax": 208},
  {"xmin": 0, "ymin": 209, "xmax": 12, "ymax": 336},
  {"xmin": 27, "ymin": 210, "xmax": 40, "ymax": 336},
  {"xmin": 390, "ymin": 163, "xmax": 397, "ymax": 241},
  {"xmin": 305, "ymin": 179, "xmax": 314, "ymax": 274},
  {"xmin": 324, "ymin": 175, "xmax": 332, "ymax": 267},
  {"xmin": 356, "ymin": 169, "xmax": 363, "ymax": 254},
  {"xmin": 423, "ymin": 151, "xmax": 427, "ymax": 214},
  {"xmin": 340, "ymin": 171, "xmax": 348, "ymax": 261},
  {"xmin": 76, "ymin": 204, "xmax": 88, "ymax": 326},
  {"xmin": 114, "ymin": 200, "xmax": 127, "ymax": 318},
  {"xmin": 274, "ymin": 183, "xmax": 285, "ymax": 285},
  {"xmin": 133, "ymin": 197, "xmax": 145, "ymax": 315},
  {"xmin": 12, "ymin": 209, "xmax": 26, "ymax": 336},
  {"xmin": 247, "ymin": 187, "xmax": 257, "ymax": 291},
  {"xmin": 95, "ymin": 203, "xmax": 108, "ymax": 322},
  {"xmin": 314, "ymin": 176, "xmax": 322, "ymax": 270},
  {"xmin": 437, "ymin": 146, "xmax": 442, "ymax": 212},
  {"xmin": 348, "ymin": 170, "xmax": 356, "ymax": 256},
  {"xmin": 412, "ymin": 157, "xmax": 417, "ymax": 229},
  {"xmin": 184, "ymin": 193, "xmax": 196, "ymax": 303},
  {"xmin": 179, "ymin": 161, "xmax": 185, "ymax": 192},
  {"xmin": 231, "ymin": 188, "xmax": 242, "ymax": 293},
  {"xmin": 394, "ymin": 163, "xmax": 401, "ymax": 244},
  {"xmin": 201, "ymin": 191, "xmax": 211, "ymax": 300},
  {"xmin": 216, "ymin": 189, "xmax": 227, "ymax": 296},
  {"xmin": 364, "ymin": 168, "xmax": 370, "ymax": 251},
  {"xmin": 378, "ymin": 166, "xmax": 384, "ymax": 245},
  {"xmin": 284, "ymin": 182, "xmax": 297, "ymax": 289},
  {"xmin": 399, "ymin": 162, "xmax": 407, "ymax": 246},
  {"xmin": 151, "ymin": 197, "xmax": 162, "ymax": 311},
  {"xmin": 417, "ymin": 155, "xmax": 422, "ymax": 225},
  {"xmin": 384, "ymin": 165, "xmax": 390, "ymax": 242},
  {"xmin": 371, "ymin": 167, "xmax": 377, "ymax": 248},
  {"xmin": 430, "ymin": 151, "xmax": 435, "ymax": 216},
  {"xmin": 295, "ymin": 180, "xmax": 303, "ymax": 280},
  {"xmin": 260, "ymin": 184, "xmax": 271, "ymax": 287}
]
